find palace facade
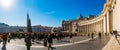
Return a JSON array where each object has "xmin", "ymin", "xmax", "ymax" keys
[{"xmin": 62, "ymin": 0, "xmax": 120, "ymax": 34}]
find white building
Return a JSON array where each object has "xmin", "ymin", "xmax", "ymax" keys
[{"xmin": 62, "ymin": 0, "xmax": 120, "ymax": 34}]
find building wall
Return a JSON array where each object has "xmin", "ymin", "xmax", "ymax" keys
[
  {"xmin": 62, "ymin": 0, "xmax": 120, "ymax": 34},
  {"xmin": 113, "ymin": 0, "xmax": 120, "ymax": 33}
]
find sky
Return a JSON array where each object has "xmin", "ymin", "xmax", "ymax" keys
[{"xmin": 0, "ymin": 0, "xmax": 106, "ymax": 27}]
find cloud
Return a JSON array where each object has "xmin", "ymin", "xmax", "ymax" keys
[{"xmin": 45, "ymin": 11, "xmax": 56, "ymax": 14}]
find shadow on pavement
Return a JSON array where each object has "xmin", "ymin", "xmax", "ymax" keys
[
  {"xmin": 60, "ymin": 40, "xmax": 70, "ymax": 43},
  {"xmin": 116, "ymin": 38, "xmax": 120, "ymax": 45},
  {"xmin": 79, "ymin": 43, "xmax": 87, "ymax": 44},
  {"xmin": 89, "ymin": 39, "xmax": 96, "ymax": 41},
  {"xmin": 35, "ymin": 41, "xmax": 42, "ymax": 44}
]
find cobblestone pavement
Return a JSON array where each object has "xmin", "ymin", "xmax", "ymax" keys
[
  {"xmin": 56, "ymin": 36, "xmax": 110, "ymax": 50},
  {"xmin": 102, "ymin": 35, "xmax": 120, "ymax": 50},
  {"xmin": 0, "ymin": 35, "xmax": 110, "ymax": 50}
]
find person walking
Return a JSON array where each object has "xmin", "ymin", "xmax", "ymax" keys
[
  {"xmin": 25, "ymin": 33, "xmax": 32, "ymax": 50},
  {"xmin": 91, "ymin": 32, "xmax": 94, "ymax": 40},
  {"xmin": 98, "ymin": 32, "xmax": 101, "ymax": 39},
  {"xmin": 43, "ymin": 38, "xmax": 47, "ymax": 47},
  {"xmin": 31, "ymin": 33, "xmax": 35, "ymax": 42},
  {"xmin": 2, "ymin": 33, "xmax": 7, "ymax": 45},
  {"xmin": 47, "ymin": 32, "xmax": 53, "ymax": 50},
  {"xmin": 113, "ymin": 30, "xmax": 117, "ymax": 39},
  {"xmin": 43, "ymin": 34, "xmax": 48, "ymax": 47},
  {"xmin": 8, "ymin": 33, "xmax": 11, "ymax": 43},
  {"xmin": 69, "ymin": 33, "xmax": 73, "ymax": 43},
  {"xmin": 88, "ymin": 33, "xmax": 90, "ymax": 38}
]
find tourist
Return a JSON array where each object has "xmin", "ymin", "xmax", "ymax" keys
[
  {"xmin": 2, "ymin": 33, "xmax": 7, "ymax": 45},
  {"xmin": 98, "ymin": 32, "xmax": 101, "ymax": 39},
  {"xmin": 8, "ymin": 33, "xmax": 11, "ymax": 43},
  {"xmin": 47, "ymin": 32, "xmax": 53, "ymax": 50},
  {"xmin": 88, "ymin": 33, "xmax": 90, "ymax": 38},
  {"xmin": 69, "ymin": 33, "xmax": 73, "ymax": 42},
  {"xmin": 43, "ymin": 33, "xmax": 48, "ymax": 47},
  {"xmin": 91, "ymin": 32, "xmax": 94, "ymax": 40},
  {"xmin": 38, "ymin": 33, "xmax": 41, "ymax": 40},
  {"xmin": 56, "ymin": 33, "xmax": 59, "ymax": 40},
  {"xmin": 59, "ymin": 33, "xmax": 63, "ymax": 40},
  {"xmin": 113, "ymin": 30, "xmax": 117, "ymax": 39},
  {"xmin": 31, "ymin": 33, "xmax": 35, "ymax": 42},
  {"xmin": 43, "ymin": 37, "xmax": 47, "ymax": 47}
]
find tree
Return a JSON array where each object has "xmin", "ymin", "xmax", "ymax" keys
[{"xmin": 27, "ymin": 13, "xmax": 32, "ymax": 32}]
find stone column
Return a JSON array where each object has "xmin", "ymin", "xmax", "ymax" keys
[
  {"xmin": 88, "ymin": 24, "xmax": 89, "ymax": 32},
  {"xmin": 86, "ymin": 25, "xmax": 88, "ymax": 32},
  {"xmin": 90, "ymin": 24, "xmax": 92, "ymax": 32},
  {"xmin": 103, "ymin": 15, "xmax": 107, "ymax": 33},
  {"xmin": 81, "ymin": 26, "xmax": 83, "ymax": 32},
  {"xmin": 91, "ymin": 24, "xmax": 93, "ymax": 32},
  {"xmin": 98, "ymin": 22, "xmax": 100, "ymax": 33},
  {"xmin": 89, "ymin": 24, "xmax": 90, "ymax": 32},
  {"xmin": 96, "ymin": 22, "xmax": 98, "ymax": 33},
  {"xmin": 98, "ymin": 21, "xmax": 100, "ymax": 32},
  {"xmin": 85, "ymin": 25, "xmax": 86, "ymax": 32},
  {"xmin": 94, "ymin": 23, "xmax": 95, "ymax": 32},
  {"xmin": 102, "ymin": 20, "xmax": 103, "ymax": 33},
  {"xmin": 89, "ymin": 25, "xmax": 90, "ymax": 32},
  {"xmin": 101, "ymin": 20, "xmax": 103, "ymax": 33},
  {"xmin": 107, "ymin": 12, "xmax": 110, "ymax": 33},
  {"xmin": 84, "ymin": 25, "xmax": 85, "ymax": 32},
  {"xmin": 99, "ymin": 21, "xmax": 101, "ymax": 32},
  {"xmin": 80, "ymin": 26, "xmax": 81, "ymax": 32},
  {"xmin": 92, "ymin": 23, "xmax": 94, "ymax": 32},
  {"xmin": 93, "ymin": 23, "xmax": 94, "ymax": 32},
  {"xmin": 87, "ymin": 25, "xmax": 88, "ymax": 32},
  {"xmin": 93, "ymin": 23, "xmax": 95, "ymax": 32},
  {"xmin": 96, "ymin": 22, "xmax": 98, "ymax": 32},
  {"xmin": 79, "ymin": 26, "xmax": 80, "ymax": 32},
  {"xmin": 100, "ymin": 21, "xmax": 101, "ymax": 32},
  {"xmin": 96, "ymin": 22, "xmax": 97, "ymax": 33}
]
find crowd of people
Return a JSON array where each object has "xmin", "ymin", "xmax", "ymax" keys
[
  {"xmin": 0, "ymin": 32, "xmax": 77, "ymax": 50},
  {"xmin": 0, "ymin": 31, "xmax": 112, "ymax": 50}
]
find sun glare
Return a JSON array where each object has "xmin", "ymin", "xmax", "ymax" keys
[{"xmin": 0, "ymin": 0, "xmax": 16, "ymax": 10}]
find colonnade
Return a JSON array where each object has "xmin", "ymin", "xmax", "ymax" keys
[
  {"xmin": 62, "ymin": 0, "xmax": 119, "ymax": 34},
  {"xmin": 78, "ymin": 19, "xmax": 103, "ymax": 33}
]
